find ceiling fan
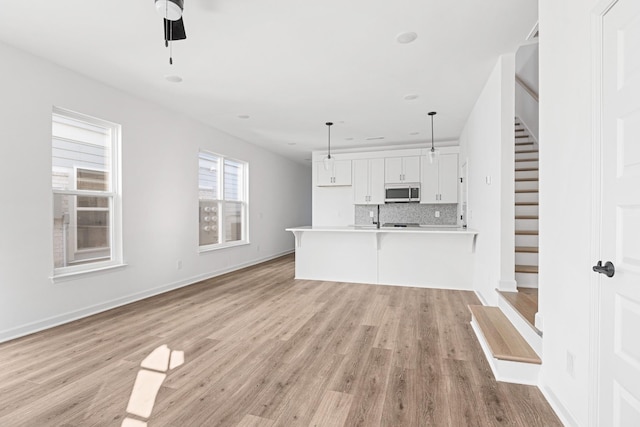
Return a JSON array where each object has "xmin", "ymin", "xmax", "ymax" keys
[{"xmin": 154, "ymin": 0, "xmax": 187, "ymax": 64}]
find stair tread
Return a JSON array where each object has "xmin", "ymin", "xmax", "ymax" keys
[
  {"xmin": 515, "ymin": 142, "xmax": 535, "ymax": 146},
  {"xmin": 515, "ymin": 158, "xmax": 539, "ymax": 162},
  {"xmin": 516, "ymin": 264, "xmax": 539, "ymax": 273},
  {"xmin": 515, "ymin": 215, "xmax": 539, "ymax": 220},
  {"xmin": 515, "ymin": 168, "xmax": 538, "ymax": 172},
  {"xmin": 515, "ymin": 230, "xmax": 538, "ymax": 235},
  {"xmin": 469, "ymin": 305, "xmax": 541, "ymax": 364},
  {"xmin": 515, "ymin": 150, "xmax": 539, "ymax": 154},
  {"xmin": 515, "ymin": 135, "xmax": 529, "ymax": 139},
  {"xmin": 515, "ymin": 178, "xmax": 538, "ymax": 182},
  {"xmin": 515, "ymin": 202, "xmax": 538, "ymax": 206},
  {"xmin": 515, "ymin": 189, "xmax": 539, "ymax": 193},
  {"xmin": 515, "ymin": 246, "xmax": 539, "ymax": 252},
  {"xmin": 497, "ymin": 289, "xmax": 540, "ymax": 334}
]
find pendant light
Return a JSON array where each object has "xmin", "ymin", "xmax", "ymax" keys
[
  {"xmin": 428, "ymin": 111, "xmax": 438, "ymax": 163},
  {"xmin": 323, "ymin": 122, "xmax": 335, "ymax": 171}
]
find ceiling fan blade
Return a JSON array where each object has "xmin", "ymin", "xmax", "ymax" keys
[{"xmin": 164, "ymin": 17, "xmax": 186, "ymax": 41}]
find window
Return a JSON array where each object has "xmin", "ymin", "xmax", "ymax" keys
[
  {"xmin": 52, "ymin": 107, "xmax": 122, "ymax": 277},
  {"xmin": 199, "ymin": 151, "xmax": 248, "ymax": 250}
]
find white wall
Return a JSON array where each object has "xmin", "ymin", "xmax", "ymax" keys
[
  {"xmin": 538, "ymin": 0, "xmax": 600, "ymax": 424},
  {"xmin": 0, "ymin": 41, "xmax": 311, "ymax": 342},
  {"xmin": 515, "ymin": 43, "xmax": 540, "ymax": 142},
  {"xmin": 459, "ymin": 54, "xmax": 515, "ymax": 306}
]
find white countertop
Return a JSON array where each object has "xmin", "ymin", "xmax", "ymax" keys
[{"xmin": 286, "ymin": 225, "xmax": 478, "ymax": 235}]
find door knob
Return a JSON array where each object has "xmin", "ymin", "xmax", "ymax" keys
[{"xmin": 592, "ymin": 260, "xmax": 615, "ymax": 278}]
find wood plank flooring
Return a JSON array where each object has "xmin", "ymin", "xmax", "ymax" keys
[{"xmin": 0, "ymin": 254, "xmax": 561, "ymax": 426}]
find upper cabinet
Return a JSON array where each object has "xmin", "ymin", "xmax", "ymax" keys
[
  {"xmin": 420, "ymin": 153, "xmax": 459, "ymax": 204},
  {"xmin": 353, "ymin": 158, "xmax": 385, "ymax": 205},
  {"xmin": 384, "ymin": 156, "xmax": 420, "ymax": 183},
  {"xmin": 316, "ymin": 159, "xmax": 352, "ymax": 186}
]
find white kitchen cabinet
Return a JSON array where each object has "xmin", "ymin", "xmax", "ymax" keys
[
  {"xmin": 316, "ymin": 160, "xmax": 352, "ymax": 186},
  {"xmin": 385, "ymin": 156, "xmax": 420, "ymax": 183},
  {"xmin": 353, "ymin": 158, "xmax": 385, "ymax": 204},
  {"xmin": 420, "ymin": 153, "xmax": 458, "ymax": 204}
]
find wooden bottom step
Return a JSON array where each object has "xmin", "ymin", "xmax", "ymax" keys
[
  {"xmin": 497, "ymin": 290, "xmax": 539, "ymax": 333},
  {"xmin": 515, "ymin": 202, "xmax": 538, "ymax": 206},
  {"xmin": 516, "ymin": 264, "xmax": 539, "ymax": 274},
  {"xmin": 515, "ymin": 215, "xmax": 539, "ymax": 219},
  {"xmin": 468, "ymin": 305, "xmax": 541, "ymax": 364},
  {"xmin": 515, "ymin": 246, "xmax": 539, "ymax": 253}
]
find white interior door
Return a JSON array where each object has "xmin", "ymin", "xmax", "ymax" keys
[{"xmin": 597, "ymin": 0, "xmax": 640, "ymax": 424}]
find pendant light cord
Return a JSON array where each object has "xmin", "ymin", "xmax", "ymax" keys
[
  {"xmin": 428, "ymin": 111, "xmax": 437, "ymax": 153},
  {"xmin": 326, "ymin": 122, "xmax": 333, "ymax": 159}
]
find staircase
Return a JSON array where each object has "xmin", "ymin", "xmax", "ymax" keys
[
  {"xmin": 468, "ymin": 118, "xmax": 542, "ymax": 385},
  {"xmin": 514, "ymin": 119, "xmax": 539, "ymax": 288}
]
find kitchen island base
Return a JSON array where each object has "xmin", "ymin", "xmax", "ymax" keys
[{"xmin": 287, "ymin": 226, "xmax": 478, "ymax": 290}]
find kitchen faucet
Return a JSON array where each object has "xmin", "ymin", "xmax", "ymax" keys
[{"xmin": 372, "ymin": 204, "xmax": 381, "ymax": 229}]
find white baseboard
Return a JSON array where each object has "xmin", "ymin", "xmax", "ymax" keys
[
  {"xmin": 470, "ymin": 316, "xmax": 540, "ymax": 386},
  {"xmin": 474, "ymin": 290, "xmax": 489, "ymax": 306},
  {"xmin": 535, "ymin": 312, "xmax": 544, "ymax": 331},
  {"xmin": 539, "ymin": 383, "xmax": 579, "ymax": 427},
  {"xmin": 0, "ymin": 250, "xmax": 293, "ymax": 343}
]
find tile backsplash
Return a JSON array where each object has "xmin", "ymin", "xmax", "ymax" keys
[{"xmin": 354, "ymin": 203, "xmax": 458, "ymax": 226}]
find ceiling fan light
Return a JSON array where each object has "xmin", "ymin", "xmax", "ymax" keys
[{"xmin": 155, "ymin": 0, "xmax": 183, "ymax": 21}]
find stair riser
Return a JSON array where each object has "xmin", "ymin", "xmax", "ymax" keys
[
  {"xmin": 515, "ymin": 205, "xmax": 539, "ymax": 216},
  {"xmin": 470, "ymin": 318, "xmax": 541, "ymax": 386},
  {"xmin": 515, "ymin": 181, "xmax": 539, "ymax": 191},
  {"xmin": 515, "ymin": 234, "xmax": 539, "ymax": 247},
  {"xmin": 516, "ymin": 193, "xmax": 539, "ymax": 204},
  {"xmin": 515, "ymin": 272, "xmax": 538, "ymax": 287},
  {"xmin": 515, "ymin": 152, "xmax": 539, "ymax": 161},
  {"xmin": 516, "ymin": 252, "xmax": 539, "ymax": 265},
  {"xmin": 515, "ymin": 218, "xmax": 539, "ymax": 231},
  {"xmin": 516, "ymin": 160, "xmax": 539, "ymax": 169},
  {"xmin": 515, "ymin": 170, "xmax": 539, "ymax": 180},
  {"xmin": 514, "ymin": 148, "xmax": 537, "ymax": 156}
]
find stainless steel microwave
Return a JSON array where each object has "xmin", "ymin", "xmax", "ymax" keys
[{"xmin": 384, "ymin": 183, "xmax": 421, "ymax": 203}]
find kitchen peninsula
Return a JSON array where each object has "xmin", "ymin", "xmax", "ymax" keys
[{"xmin": 286, "ymin": 225, "xmax": 478, "ymax": 289}]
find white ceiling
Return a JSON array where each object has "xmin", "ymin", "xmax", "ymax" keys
[{"xmin": 0, "ymin": 0, "xmax": 537, "ymax": 164}]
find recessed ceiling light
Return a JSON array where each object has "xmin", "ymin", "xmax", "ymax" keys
[
  {"xmin": 164, "ymin": 75, "xmax": 183, "ymax": 83},
  {"xmin": 365, "ymin": 136, "xmax": 385, "ymax": 141},
  {"xmin": 237, "ymin": 115, "xmax": 250, "ymax": 119},
  {"xmin": 409, "ymin": 132, "xmax": 420, "ymax": 135},
  {"xmin": 396, "ymin": 32, "xmax": 418, "ymax": 44},
  {"xmin": 404, "ymin": 94, "xmax": 419, "ymax": 100}
]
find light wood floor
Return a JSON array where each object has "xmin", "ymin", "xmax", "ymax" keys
[{"xmin": 0, "ymin": 254, "xmax": 561, "ymax": 426}]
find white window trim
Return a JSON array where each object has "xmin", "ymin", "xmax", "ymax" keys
[
  {"xmin": 198, "ymin": 151, "xmax": 250, "ymax": 253},
  {"xmin": 52, "ymin": 106, "xmax": 124, "ymax": 280}
]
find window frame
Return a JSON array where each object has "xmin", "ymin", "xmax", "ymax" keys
[
  {"xmin": 51, "ymin": 107, "xmax": 124, "ymax": 280},
  {"xmin": 198, "ymin": 150, "xmax": 249, "ymax": 252}
]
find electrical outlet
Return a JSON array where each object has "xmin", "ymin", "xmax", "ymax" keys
[
  {"xmin": 566, "ymin": 351, "xmax": 575, "ymax": 377},
  {"xmin": 435, "ymin": 211, "xmax": 440, "ymax": 218},
  {"xmin": 369, "ymin": 211, "xmax": 374, "ymax": 218},
  {"xmin": 176, "ymin": 260, "xmax": 183, "ymax": 270}
]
